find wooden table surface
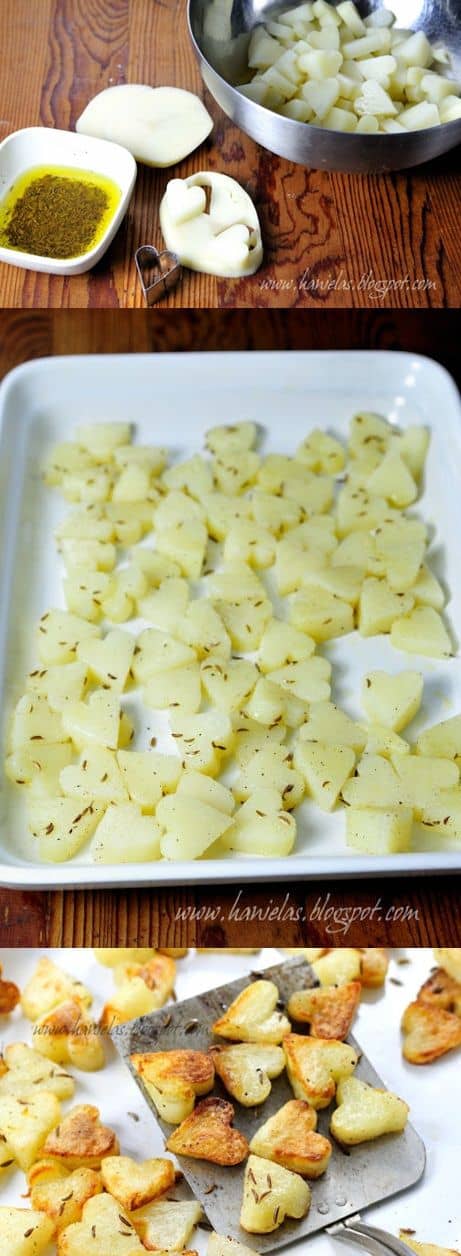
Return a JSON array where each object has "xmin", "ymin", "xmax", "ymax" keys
[
  {"xmin": 0, "ymin": 307, "xmax": 460, "ymax": 948},
  {"xmin": 1, "ymin": 0, "xmax": 460, "ymax": 310}
]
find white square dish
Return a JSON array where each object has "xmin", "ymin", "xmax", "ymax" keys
[
  {"xmin": 0, "ymin": 127, "xmax": 137, "ymax": 275},
  {"xmin": 1, "ymin": 349, "xmax": 461, "ymax": 889}
]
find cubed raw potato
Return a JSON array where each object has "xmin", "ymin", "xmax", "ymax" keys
[
  {"xmin": 397, "ymin": 30, "xmax": 432, "ymax": 67},
  {"xmin": 417, "ymin": 715, "xmax": 461, "ymax": 760},
  {"xmin": 144, "ymin": 663, "xmax": 202, "ymax": 714},
  {"xmin": 439, "ymin": 95, "xmax": 461, "ymax": 123},
  {"xmin": 156, "ymin": 795, "xmax": 233, "ymax": 860},
  {"xmin": 346, "ymin": 805, "xmax": 413, "ymax": 853},
  {"xmin": 234, "ymin": 746, "xmax": 305, "ymax": 809},
  {"xmin": 219, "ymin": 790, "xmax": 297, "ymax": 857},
  {"xmin": 268, "ymin": 657, "xmax": 331, "ymax": 703},
  {"xmin": 361, "ymin": 670, "xmax": 423, "ymax": 731},
  {"xmin": 413, "ymin": 565, "xmax": 445, "ymax": 610},
  {"xmin": 179, "ymin": 601, "xmax": 231, "ymax": 660},
  {"xmin": 420, "ymin": 789, "xmax": 461, "ymax": 839},
  {"xmin": 92, "ymin": 804, "xmax": 162, "ymax": 863},
  {"xmin": 117, "ymin": 751, "xmax": 181, "ymax": 810},
  {"xmin": 400, "ymin": 102, "xmax": 440, "ymax": 128},
  {"xmin": 391, "ymin": 754, "xmax": 458, "ymax": 816},
  {"xmin": 132, "ymin": 629, "xmax": 195, "ymax": 684},
  {"xmin": 60, "ymin": 748, "xmax": 128, "ymax": 805},
  {"xmin": 294, "ymin": 741, "xmax": 356, "ymax": 811},
  {"xmin": 342, "ymin": 29, "xmax": 391, "ymax": 56},
  {"xmin": 62, "ymin": 691, "xmax": 120, "ymax": 751},
  {"xmin": 76, "ymin": 629, "xmax": 135, "ymax": 692},
  {"xmin": 341, "ymin": 753, "xmax": 401, "ymax": 808},
  {"xmin": 249, "ymin": 28, "xmax": 286, "ymax": 69},
  {"xmin": 298, "ymin": 701, "xmax": 366, "ymax": 752},
  {"xmin": 76, "ymin": 422, "xmax": 131, "ymax": 459},
  {"xmin": 37, "ymin": 611, "xmax": 100, "ymax": 665},
  {"xmin": 390, "ymin": 607, "xmax": 453, "ymax": 658},
  {"xmin": 356, "ymin": 54, "xmax": 397, "ymax": 83},
  {"xmin": 290, "ymin": 588, "xmax": 354, "ymax": 641},
  {"xmin": 358, "ymin": 579, "xmax": 414, "ymax": 636},
  {"xmin": 301, "ymin": 78, "xmax": 340, "ymax": 118},
  {"xmin": 201, "ymin": 657, "xmax": 258, "ymax": 712},
  {"xmin": 176, "ymin": 771, "xmax": 235, "ymax": 815},
  {"xmin": 169, "ymin": 711, "xmax": 234, "ymax": 775}
]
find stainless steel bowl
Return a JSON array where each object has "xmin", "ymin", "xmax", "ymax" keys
[{"xmin": 188, "ymin": 0, "xmax": 461, "ymax": 172}]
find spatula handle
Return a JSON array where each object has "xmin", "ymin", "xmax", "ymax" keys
[{"xmin": 328, "ymin": 1215, "xmax": 417, "ymax": 1256}]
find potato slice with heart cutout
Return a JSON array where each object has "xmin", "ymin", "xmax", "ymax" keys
[
  {"xmin": 284, "ymin": 1033, "xmax": 358, "ymax": 1108},
  {"xmin": 288, "ymin": 981, "xmax": 361, "ymax": 1040},
  {"xmin": 250, "ymin": 1099, "xmax": 332, "ymax": 1178},
  {"xmin": 240, "ymin": 1154, "xmax": 311, "ymax": 1233},
  {"xmin": 213, "ymin": 980, "xmax": 291, "ymax": 1044},
  {"xmin": 330, "ymin": 1076, "xmax": 409, "ymax": 1144},
  {"xmin": 166, "ymin": 1097, "xmax": 249, "ymax": 1165},
  {"xmin": 211, "ymin": 1043, "xmax": 285, "ymax": 1106},
  {"xmin": 131, "ymin": 1049, "xmax": 215, "ymax": 1124}
]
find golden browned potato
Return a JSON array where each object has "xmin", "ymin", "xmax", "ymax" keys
[
  {"xmin": 131, "ymin": 1049, "xmax": 214, "ymax": 1124},
  {"xmin": 0, "ymin": 1091, "xmax": 61, "ymax": 1171},
  {"xmin": 0, "ymin": 1043, "xmax": 75, "ymax": 1100},
  {"xmin": 212, "ymin": 980, "xmax": 290, "ymax": 1044},
  {"xmin": 166, "ymin": 1097, "xmax": 249, "ymax": 1165},
  {"xmin": 401, "ymin": 1001, "xmax": 461, "ymax": 1064},
  {"xmin": 33, "ymin": 1001, "xmax": 105, "ymax": 1072},
  {"xmin": 131, "ymin": 1199, "xmax": 202, "ymax": 1252},
  {"xmin": 211, "ymin": 1043, "xmax": 285, "ymax": 1106},
  {"xmin": 418, "ymin": 968, "xmax": 461, "ymax": 1015},
  {"xmin": 0, "ymin": 1206, "xmax": 55, "ymax": 1255},
  {"xmin": 58, "ymin": 1192, "xmax": 146, "ymax": 1255},
  {"xmin": 21, "ymin": 958, "xmax": 92, "ymax": 1021},
  {"xmin": 284, "ymin": 1033, "xmax": 358, "ymax": 1109},
  {"xmin": 359, "ymin": 949, "xmax": 389, "ymax": 989},
  {"xmin": 100, "ymin": 954, "xmax": 176, "ymax": 1029},
  {"xmin": 43, "ymin": 1104, "xmax": 119, "ymax": 1169},
  {"xmin": 330, "ymin": 1077, "xmax": 409, "ymax": 1145},
  {"xmin": 0, "ymin": 966, "xmax": 20, "ymax": 1016},
  {"xmin": 288, "ymin": 981, "xmax": 361, "ymax": 1041},
  {"xmin": 100, "ymin": 1155, "xmax": 175, "ymax": 1211},
  {"xmin": 399, "ymin": 1235, "xmax": 460, "ymax": 1256},
  {"xmin": 31, "ymin": 1166, "xmax": 102, "ymax": 1231},
  {"xmin": 94, "ymin": 948, "xmax": 156, "ymax": 967},
  {"xmin": 433, "ymin": 949, "xmax": 461, "ymax": 983},
  {"xmin": 249, "ymin": 1099, "xmax": 332, "ymax": 1178},
  {"xmin": 27, "ymin": 1158, "xmax": 70, "ymax": 1189},
  {"xmin": 311, "ymin": 950, "xmax": 362, "ymax": 987}
]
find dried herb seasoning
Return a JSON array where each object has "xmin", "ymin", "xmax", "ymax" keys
[{"xmin": 0, "ymin": 164, "xmax": 121, "ymax": 259}]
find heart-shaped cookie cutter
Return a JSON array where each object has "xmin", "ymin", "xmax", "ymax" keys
[{"xmin": 135, "ymin": 245, "xmax": 182, "ymax": 305}]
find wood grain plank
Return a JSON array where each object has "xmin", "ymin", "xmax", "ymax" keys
[{"xmin": 0, "ymin": 0, "xmax": 460, "ymax": 307}]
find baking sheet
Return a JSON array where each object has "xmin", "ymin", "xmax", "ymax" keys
[
  {"xmin": 112, "ymin": 957, "xmax": 425, "ymax": 1250},
  {"xmin": 1, "ymin": 350, "xmax": 461, "ymax": 888},
  {"xmin": 0, "ymin": 947, "xmax": 458, "ymax": 1255}
]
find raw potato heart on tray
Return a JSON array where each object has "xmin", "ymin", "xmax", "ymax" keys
[{"xmin": 4, "ymin": 409, "xmax": 460, "ymax": 866}]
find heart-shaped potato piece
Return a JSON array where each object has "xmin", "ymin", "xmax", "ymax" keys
[
  {"xmin": 284, "ymin": 1033, "xmax": 358, "ymax": 1109},
  {"xmin": 249, "ymin": 1099, "xmax": 332, "ymax": 1178},
  {"xmin": 57, "ymin": 1191, "xmax": 146, "ymax": 1255},
  {"xmin": 330, "ymin": 1076, "xmax": 409, "ymax": 1145},
  {"xmin": 33, "ymin": 1000, "xmax": 105, "ymax": 1071},
  {"xmin": 0, "ymin": 1042, "xmax": 75, "ymax": 1101},
  {"xmin": 401, "ymin": 1000, "xmax": 461, "ymax": 1064},
  {"xmin": 130, "ymin": 1199, "xmax": 202, "ymax": 1252},
  {"xmin": 288, "ymin": 981, "xmax": 361, "ymax": 1041},
  {"xmin": 211, "ymin": 1043, "xmax": 285, "ymax": 1106},
  {"xmin": 417, "ymin": 966, "xmax": 461, "ymax": 1014},
  {"xmin": 166, "ymin": 1097, "xmax": 248, "ymax": 1165},
  {"xmin": 30, "ymin": 1165, "xmax": 102, "ymax": 1232},
  {"xmin": 240, "ymin": 1154, "xmax": 311, "ymax": 1233},
  {"xmin": 100, "ymin": 1155, "xmax": 175, "ymax": 1212},
  {"xmin": 212, "ymin": 980, "xmax": 291, "ymax": 1045},
  {"xmin": 43, "ymin": 1104, "xmax": 119, "ymax": 1168},
  {"xmin": 131, "ymin": 1049, "xmax": 215, "ymax": 1124},
  {"xmin": 0, "ymin": 1206, "xmax": 54, "ymax": 1255}
]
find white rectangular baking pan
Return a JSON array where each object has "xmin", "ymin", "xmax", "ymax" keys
[
  {"xmin": 0, "ymin": 947, "xmax": 459, "ymax": 1256},
  {"xmin": 1, "ymin": 350, "xmax": 461, "ymax": 889}
]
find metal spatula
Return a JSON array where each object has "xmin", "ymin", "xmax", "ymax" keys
[{"xmin": 111, "ymin": 958, "xmax": 426, "ymax": 1254}]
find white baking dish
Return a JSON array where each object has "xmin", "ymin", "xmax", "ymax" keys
[
  {"xmin": 0, "ymin": 946, "xmax": 458, "ymax": 1254},
  {"xmin": 1, "ymin": 350, "xmax": 461, "ymax": 889}
]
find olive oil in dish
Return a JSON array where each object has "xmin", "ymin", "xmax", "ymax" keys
[{"xmin": 0, "ymin": 164, "xmax": 121, "ymax": 259}]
